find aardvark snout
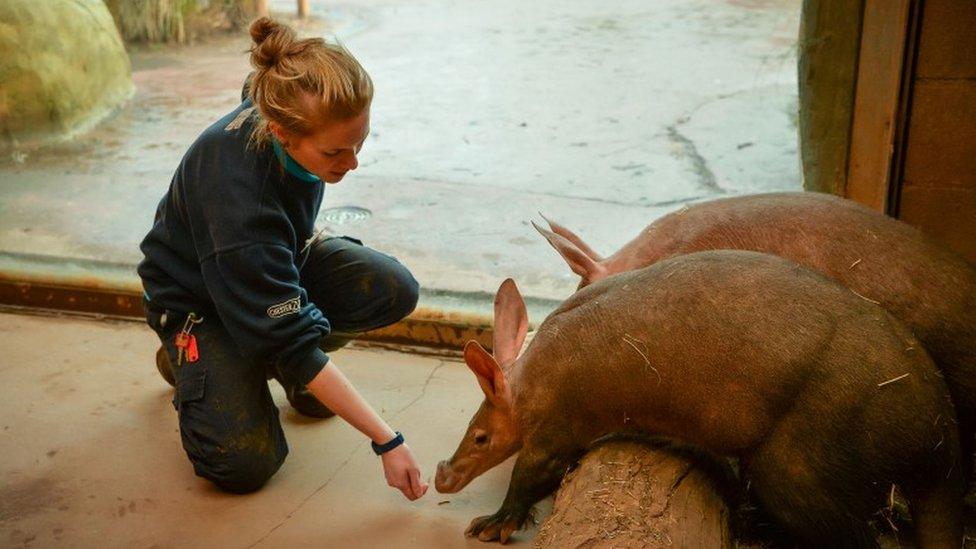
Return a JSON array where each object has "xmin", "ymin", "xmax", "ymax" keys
[{"xmin": 435, "ymin": 460, "xmax": 460, "ymax": 493}]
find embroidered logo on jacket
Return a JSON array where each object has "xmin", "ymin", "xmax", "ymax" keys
[{"xmin": 267, "ymin": 297, "xmax": 301, "ymax": 318}]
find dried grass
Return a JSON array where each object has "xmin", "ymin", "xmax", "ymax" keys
[
  {"xmin": 104, "ymin": 0, "xmax": 256, "ymax": 44},
  {"xmin": 850, "ymin": 288, "xmax": 881, "ymax": 305},
  {"xmin": 622, "ymin": 333, "xmax": 661, "ymax": 383},
  {"xmin": 876, "ymin": 373, "xmax": 910, "ymax": 388}
]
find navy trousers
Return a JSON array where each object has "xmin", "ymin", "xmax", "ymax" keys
[{"xmin": 145, "ymin": 236, "xmax": 419, "ymax": 493}]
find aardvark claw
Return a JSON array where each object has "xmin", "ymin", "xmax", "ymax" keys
[{"xmin": 464, "ymin": 511, "xmax": 525, "ymax": 544}]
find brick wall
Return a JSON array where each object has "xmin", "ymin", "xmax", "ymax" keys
[{"xmin": 897, "ymin": 0, "xmax": 976, "ymax": 264}]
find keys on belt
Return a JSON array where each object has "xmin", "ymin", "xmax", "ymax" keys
[{"xmin": 174, "ymin": 312, "xmax": 203, "ymax": 366}]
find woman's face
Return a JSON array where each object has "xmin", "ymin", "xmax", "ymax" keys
[{"xmin": 273, "ymin": 108, "xmax": 370, "ymax": 184}]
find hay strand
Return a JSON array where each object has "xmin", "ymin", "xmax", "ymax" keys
[{"xmin": 877, "ymin": 373, "xmax": 910, "ymax": 388}]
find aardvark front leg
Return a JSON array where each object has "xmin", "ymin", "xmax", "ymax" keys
[{"xmin": 466, "ymin": 448, "xmax": 575, "ymax": 544}]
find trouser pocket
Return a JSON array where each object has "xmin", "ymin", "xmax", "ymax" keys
[
  {"xmin": 172, "ymin": 358, "xmax": 208, "ymax": 462},
  {"xmin": 173, "ymin": 361, "xmax": 206, "ymax": 411}
]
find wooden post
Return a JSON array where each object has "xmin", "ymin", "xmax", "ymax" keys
[
  {"xmin": 534, "ymin": 440, "xmax": 734, "ymax": 549},
  {"xmin": 298, "ymin": 0, "xmax": 310, "ymax": 18},
  {"xmin": 845, "ymin": 0, "xmax": 913, "ymax": 212},
  {"xmin": 797, "ymin": 0, "xmax": 865, "ymax": 196}
]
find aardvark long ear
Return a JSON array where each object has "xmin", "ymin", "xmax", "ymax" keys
[
  {"xmin": 532, "ymin": 220, "xmax": 605, "ymax": 282},
  {"xmin": 493, "ymin": 278, "xmax": 528, "ymax": 370},
  {"xmin": 539, "ymin": 213, "xmax": 602, "ymax": 261},
  {"xmin": 464, "ymin": 340, "xmax": 508, "ymax": 405}
]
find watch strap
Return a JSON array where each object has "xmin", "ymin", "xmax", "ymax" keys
[{"xmin": 372, "ymin": 431, "xmax": 405, "ymax": 455}]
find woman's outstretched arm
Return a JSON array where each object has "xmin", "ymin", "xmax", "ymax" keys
[{"xmin": 306, "ymin": 359, "xmax": 429, "ymax": 501}]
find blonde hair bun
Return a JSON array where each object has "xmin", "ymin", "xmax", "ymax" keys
[{"xmin": 249, "ymin": 17, "xmax": 298, "ymax": 71}]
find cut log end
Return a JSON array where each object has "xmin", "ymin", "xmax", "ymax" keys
[{"xmin": 534, "ymin": 440, "xmax": 734, "ymax": 549}]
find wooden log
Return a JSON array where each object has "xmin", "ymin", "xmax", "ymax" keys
[{"xmin": 534, "ymin": 440, "xmax": 734, "ymax": 549}]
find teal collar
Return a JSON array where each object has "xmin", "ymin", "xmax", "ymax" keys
[{"xmin": 272, "ymin": 137, "xmax": 321, "ymax": 183}]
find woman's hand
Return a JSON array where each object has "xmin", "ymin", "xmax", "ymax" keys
[{"xmin": 381, "ymin": 444, "xmax": 428, "ymax": 501}]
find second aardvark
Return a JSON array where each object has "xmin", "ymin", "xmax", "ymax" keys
[{"xmin": 535, "ymin": 192, "xmax": 976, "ymax": 473}]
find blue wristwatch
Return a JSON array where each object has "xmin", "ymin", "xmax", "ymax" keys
[{"xmin": 372, "ymin": 431, "xmax": 405, "ymax": 455}]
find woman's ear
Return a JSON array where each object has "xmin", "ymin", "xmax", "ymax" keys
[{"xmin": 268, "ymin": 122, "xmax": 289, "ymax": 147}]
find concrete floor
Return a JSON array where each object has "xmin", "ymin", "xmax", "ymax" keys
[
  {"xmin": 0, "ymin": 0, "xmax": 801, "ymax": 303},
  {"xmin": 0, "ymin": 312, "xmax": 548, "ymax": 548}
]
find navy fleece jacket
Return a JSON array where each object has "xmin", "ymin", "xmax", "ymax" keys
[{"xmin": 138, "ymin": 99, "xmax": 331, "ymax": 385}]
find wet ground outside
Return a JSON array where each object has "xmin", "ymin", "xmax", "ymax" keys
[{"xmin": 0, "ymin": 0, "xmax": 802, "ymax": 304}]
